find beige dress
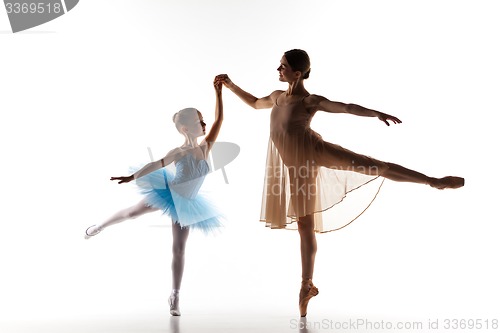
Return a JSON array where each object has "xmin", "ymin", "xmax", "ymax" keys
[{"xmin": 260, "ymin": 93, "xmax": 384, "ymax": 233}]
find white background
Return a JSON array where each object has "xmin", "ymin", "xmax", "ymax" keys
[{"xmin": 1, "ymin": 1, "xmax": 499, "ymax": 332}]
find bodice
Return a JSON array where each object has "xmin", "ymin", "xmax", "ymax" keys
[{"xmin": 170, "ymin": 154, "xmax": 210, "ymax": 199}]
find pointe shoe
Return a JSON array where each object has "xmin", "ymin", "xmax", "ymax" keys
[
  {"xmin": 84, "ymin": 225, "xmax": 102, "ymax": 239},
  {"xmin": 299, "ymin": 279, "xmax": 319, "ymax": 317},
  {"xmin": 169, "ymin": 293, "xmax": 181, "ymax": 316},
  {"xmin": 433, "ymin": 176, "xmax": 465, "ymax": 190}
]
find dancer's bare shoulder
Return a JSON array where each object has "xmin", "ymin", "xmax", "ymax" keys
[
  {"xmin": 259, "ymin": 90, "xmax": 284, "ymax": 108},
  {"xmin": 270, "ymin": 90, "xmax": 285, "ymax": 101},
  {"xmin": 304, "ymin": 94, "xmax": 347, "ymax": 114},
  {"xmin": 168, "ymin": 147, "xmax": 187, "ymax": 163}
]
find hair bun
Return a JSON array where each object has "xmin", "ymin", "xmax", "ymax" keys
[{"xmin": 303, "ymin": 68, "xmax": 311, "ymax": 79}]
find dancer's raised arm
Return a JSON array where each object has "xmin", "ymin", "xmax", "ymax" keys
[
  {"xmin": 215, "ymin": 74, "xmax": 278, "ymax": 109},
  {"xmin": 201, "ymin": 80, "xmax": 224, "ymax": 151},
  {"xmin": 310, "ymin": 94, "xmax": 402, "ymax": 126}
]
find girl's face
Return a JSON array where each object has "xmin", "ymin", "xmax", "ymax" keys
[
  {"xmin": 277, "ymin": 55, "xmax": 300, "ymax": 82},
  {"xmin": 184, "ymin": 111, "xmax": 206, "ymax": 137}
]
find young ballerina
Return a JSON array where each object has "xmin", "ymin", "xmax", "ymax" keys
[
  {"xmin": 215, "ymin": 49, "xmax": 464, "ymax": 317},
  {"xmin": 85, "ymin": 78, "xmax": 225, "ymax": 316}
]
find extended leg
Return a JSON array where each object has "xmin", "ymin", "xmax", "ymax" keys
[
  {"xmin": 297, "ymin": 214, "xmax": 319, "ymax": 317},
  {"xmin": 85, "ymin": 199, "xmax": 158, "ymax": 238},
  {"xmin": 318, "ymin": 142, "xmax": 464, "ymax": 189}
]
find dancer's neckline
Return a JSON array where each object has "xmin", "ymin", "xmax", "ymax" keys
[{"xmin": 276, "ymin": 93, "xmax": 310, "ymax": 107}]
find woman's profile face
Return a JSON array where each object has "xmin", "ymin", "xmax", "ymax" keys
[{"xmin": 277, "ymin": 55, "xmax": 298, "ymax": 82}]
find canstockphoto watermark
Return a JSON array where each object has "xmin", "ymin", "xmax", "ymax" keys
[
  {"xmin": 266, "ymin": 160, "xmax": 381, "ymax": 179},
  {"xmin": 4, "ymin": 0, "xmax": 79, "ymax": 33},
  {"xmin": 265, "ymin": 160, "xmax": 381, "ymax": 199},
  {"xmin": 290, "ymin": 318, "xmax": 499, "ymax": 331},
  {"xmin": 290, "ymin": 318, "xmax": 423, "ymax": 331}
]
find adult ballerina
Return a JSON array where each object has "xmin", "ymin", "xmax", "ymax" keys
[{"xmin": 215, "ymin": 49, "xmax": 464, "ymax": 317}]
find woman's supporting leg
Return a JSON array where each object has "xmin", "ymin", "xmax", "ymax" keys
[
  {"xmin": 298, "ymin": 214, "xmax": 316, "ymax": 281},
  {"xmin": 169, "ymin": 221, "xmax": 190, "ymax": 316},
  {"xmin": 298, "ymin": 214, "xmax": 319, "ymax": 317},
  {"xmin": 85, "ymin": 199, "xmax": 158, "ymax": 238}
]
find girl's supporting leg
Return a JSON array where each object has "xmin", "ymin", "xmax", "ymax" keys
[
  {"xmin": 171, "ymin": 221, "xmax": 190, "ymax": 290},
  {"xmin": 85, "ymin": 199, "xmax": 158, "ymax": 238},
  {"xmin": 169, "ymin": 221, "xmax": 190, "ymax": 316},
  {"xmin": 298, "ymin": 214, "xmax": 319, "ymax": 317}
]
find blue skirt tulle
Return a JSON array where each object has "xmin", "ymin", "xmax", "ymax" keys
[{"xmin": 131, "ymin": 167, "xmax": 224, "ymax": 234}]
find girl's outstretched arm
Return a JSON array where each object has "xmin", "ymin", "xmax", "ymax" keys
[
  {"xmin": 201, "ymin": 79, "xmax": 224, "ymax": 151},
  {"xmin": 110, "ymin": 148, "xmax": 181, "ymax": 184},
  {"xmin": 310, "ymin": 94, "xmax": 402, "ymax": 126},
  {"xmin": 215, "ymin": 74, "xmax": 278, "ymax": 110}
]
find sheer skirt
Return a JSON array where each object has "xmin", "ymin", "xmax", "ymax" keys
[{"xmin": 260, "ymin": 128, "xmax": 384, "ymax": 233}]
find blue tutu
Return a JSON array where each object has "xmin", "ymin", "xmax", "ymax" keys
[{"xmin": 130, "ymin": 154, "xmax": 224, "ymax": 234}]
